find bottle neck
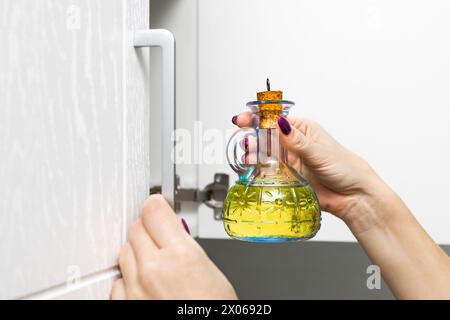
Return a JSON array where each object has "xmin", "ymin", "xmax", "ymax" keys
[{"xmin": 257, "ymin": 127, "xmax": 287, "ymax": 170}]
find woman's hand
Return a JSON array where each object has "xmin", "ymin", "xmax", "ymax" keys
[
  {"xmin": 234, "ymin": 112, "xmax": 391, "ymax": 233},
  {"xmin": 234, "ymin": 113, "xmax": 450, "ymax": 299},
  {"xmin": 111, "ymin": 194, "xmax": 238, "ymax": 300}
]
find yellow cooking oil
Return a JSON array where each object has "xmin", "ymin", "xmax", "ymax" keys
[{"xmin": 223, "ymin": 182, "xmax": 321, "ymax": 242}]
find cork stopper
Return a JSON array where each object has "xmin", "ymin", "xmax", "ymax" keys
[{"xmin": 256, "ymin": 79, "xmax": 283, "ymax": 129}]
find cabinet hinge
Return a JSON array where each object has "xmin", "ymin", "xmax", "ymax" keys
[{"xmin": 150, "ymin": 173, "xmax": 229, "ymax": 220}]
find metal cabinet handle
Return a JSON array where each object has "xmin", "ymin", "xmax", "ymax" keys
[
  {"xmin": 133, "ymin": 29, "xmax": 228, "ymax": 218},
  {"xmin": 134, "ymin": 29, "xmax": 176, "ymax": 208}
]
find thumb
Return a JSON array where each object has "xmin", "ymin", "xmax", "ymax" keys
[{"xmin": 277, "ymin": 116, "xmax": 317, "ymax": 162}]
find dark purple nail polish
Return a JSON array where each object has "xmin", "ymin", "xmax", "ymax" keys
[
  {"xmin": 181, "ymin": 218, "xmax": 190, "ymax": 235},
  {"xmin": 278, "ymin": 116, "xmax": 291, "ymax": 135},
  {"xmin": 244, "ymin": 136, "xmax": 249, "ymax": 151},
  {"xmin": 232, "ymin": 115, "xmax": 238, "ymax": 125}
]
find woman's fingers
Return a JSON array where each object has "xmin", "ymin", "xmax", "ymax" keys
[
  {"xmin": 242, "ymin": 152, "xmax": 257, "ymax": 165},
  {"xmin": 111, "ymin": 278, "xmax": 127, "ymax": 300},
  {"xmin": 128, "ymin": 219, "xmax": 158, "ymax": 266},
  {"xmin": 234, "ymin": 115, "xmax": 306, "ymax": 168},
  {"xmin": 232, "ymin": 111, "xmax": 253, "ymax": 128},
  {"xmin": 118, "ymin": 242, "xmax": 138, "ymax": 288},
  {"xmin": 239, "ymin": 135, "xmax": 256, "ymax": 152},
  {"xmin": 233, "ymin": 113, "xmax": 318, "ymax": 174},
  {"xmin": 141, "ymin": 194, "xmax": 190, "ymax": 248},
  {"xmin": 277, "ymin": 116, "xmax": 318, "ymax": 163},
  {"xmin": 287, "ymin": 151, "xmax": 301, "ymax": 172}
]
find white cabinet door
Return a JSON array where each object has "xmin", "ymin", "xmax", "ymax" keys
[
  {"xmin": 196, "ymin": 0, "xmax": 450, "ymax": 244},
  {"xmin": 0, "ymin": 0, "xmax": 150, "ymax": 299}
]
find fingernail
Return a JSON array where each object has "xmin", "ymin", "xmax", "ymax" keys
[
  {"xmin": 244, "ymin": 136, "xmax": 249, "ymax": 151},
  {"xmin": 232, "ymin": 115, "xmax": 238, "ymax": 125},
  {"xmin": 278, "ymin": 116, "xmax": 291, "ymax": 135},
  {"xmin": 181, "ymin": 218, "xmax": 190, "ymax": 235}
]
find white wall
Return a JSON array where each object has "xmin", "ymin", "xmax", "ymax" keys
[
  {"xmin": 195, "ymin": 0, "xmax": 450, "ymax": 243},
  {"xmin": 0, "ymin": 0, "xmax": 149, "ymax": 299}
]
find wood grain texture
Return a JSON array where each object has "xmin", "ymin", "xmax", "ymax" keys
[
  {"xmin": 0, "ymin": 0, "xmax": 149, "ymax": 299},
  {"xmin": 124, "ymin": 0, "xmax": 150, "ymax": 229}
]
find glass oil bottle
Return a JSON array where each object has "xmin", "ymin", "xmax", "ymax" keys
[{"xmin": 223, "ymin": 80, "xmax": 321, "ymax": 242}]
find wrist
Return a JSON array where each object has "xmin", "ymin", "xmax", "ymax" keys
[{"xmin": 342, "ymin": 173, "xmax": 397, "ymax": 236}]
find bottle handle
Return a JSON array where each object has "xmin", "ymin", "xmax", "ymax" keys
[{"xmin": 226, "ymin": 127, "xmax": 256, "ymax": 176}]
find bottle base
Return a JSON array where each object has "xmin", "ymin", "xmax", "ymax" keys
[
  {"xmin": 223, "ymin": 183, "xmax": 321, "ymax": 243},
  {"xmin": 228, "ymin": 232, "xmax": 319, "ymax": 243}
]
